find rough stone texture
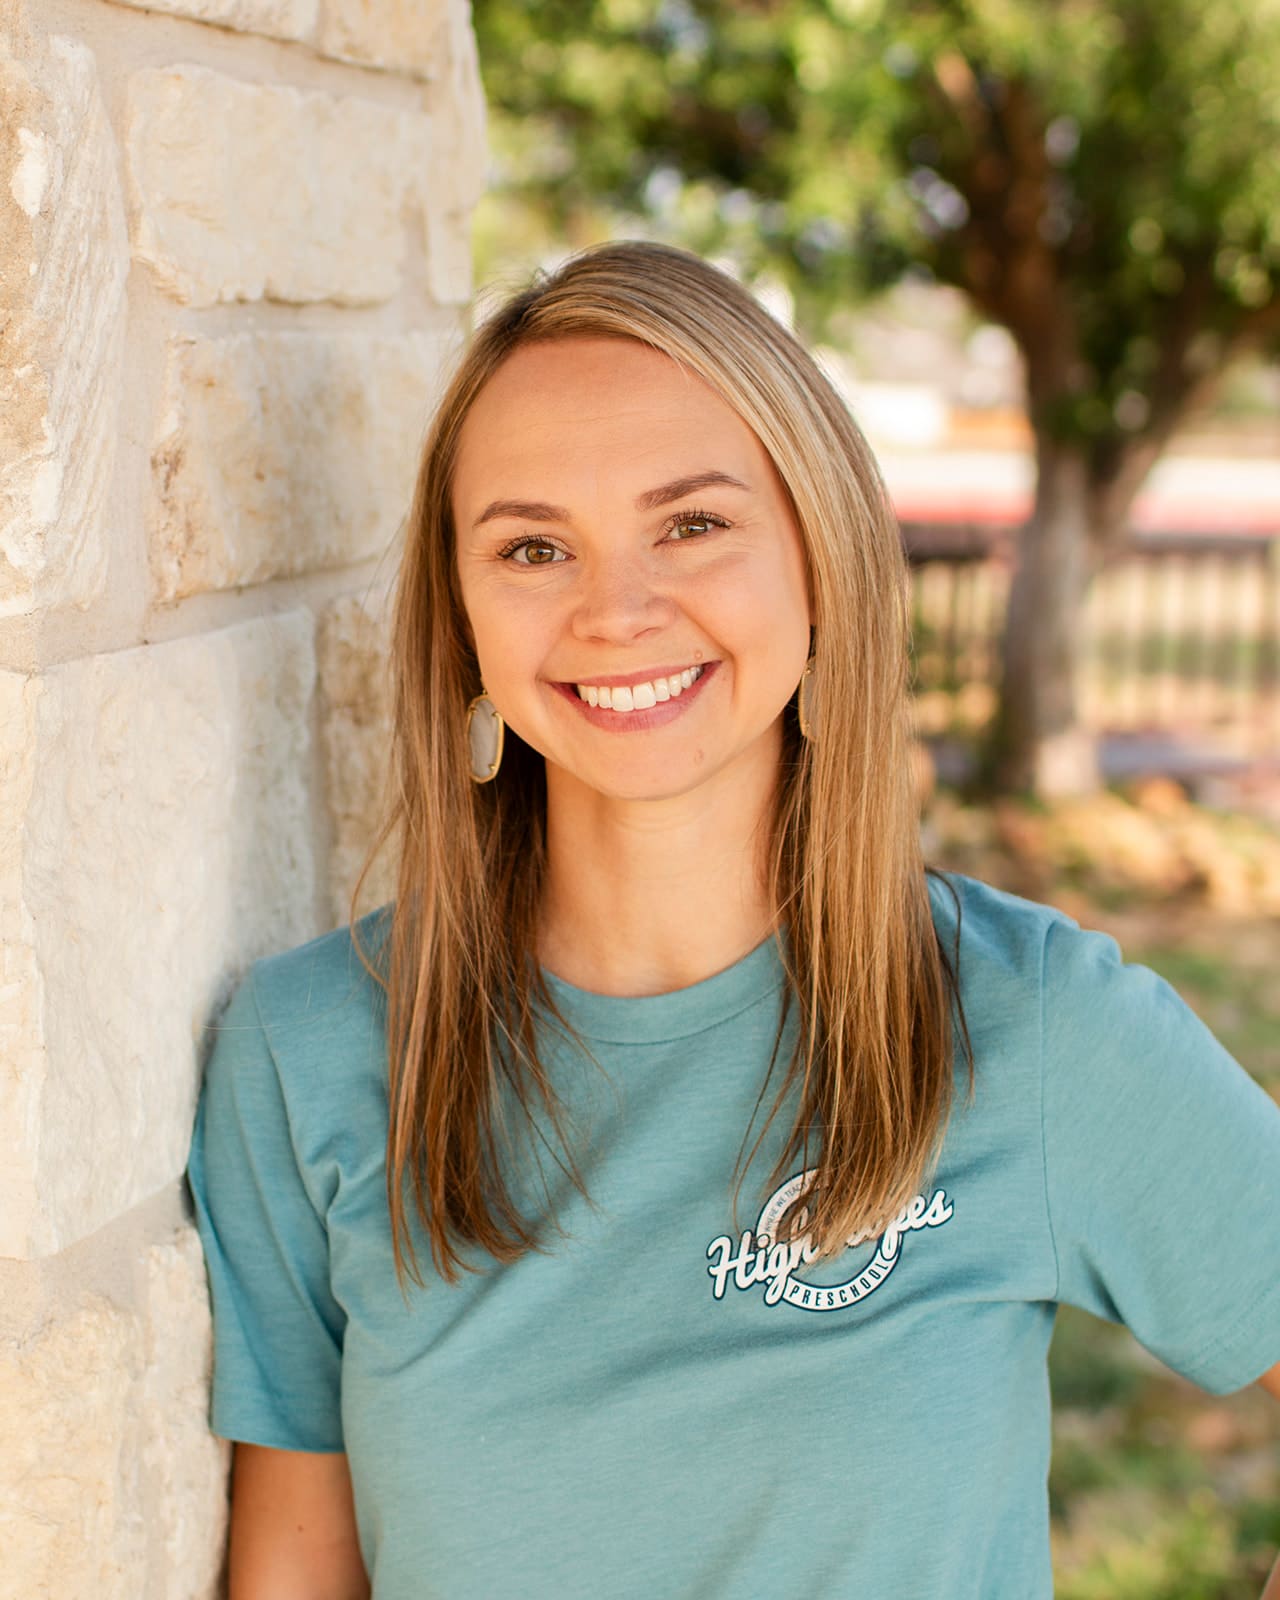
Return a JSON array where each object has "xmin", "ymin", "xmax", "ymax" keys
[
  {"xmin": 104, "ymin": 0, "xmax": 317, "ymax": 42},
  {"xmin": 0, "ymin": 672, "xmax": 43, "ymax": 1255},
  {"xmin": 318, "ymin": 593, "xmax": 396, "ymax": 928},
  {"xmin": 126, "ymin": 65, "xmax": 432, "ymax": 307},
  {"xmin": 422, "ymin": 0, "xmax": 487, "ymax": 305},
  {"xmin": 138, "ymin": 1228, "xmax": 230, "ymax": 1597},
  {"xmin": 150, "ymin": 327, "xmax": 455, "ymax": 600},
  {"xmin": 0, "ymin": 616, "xmax": 318, "ymax": 1259},
  {"xmin": 0, "ymin": 29, "xmax": 128, "ymax": 616},
  {"xmin": 319, "ymin": 0, "xmax": 449, "ymax": 77},
  {"xmin": 0, "ymin": 1219, "xmax": 229, "ymax": 1600},
  {"xmin": 0, "ymin": 1293, "xmax": 141, "ymax": 1596},
  {"xmin": 0, "ymin": 0, "xmax": 486, "ymax": 1582}
]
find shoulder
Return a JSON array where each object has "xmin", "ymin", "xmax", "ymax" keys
[
  {"xmin": 208, "ymin": 906, "xmax": 391, "ymax": 1111},
  {"xmin": 927, "ymin": 872, "xmax": 1061, "ymax": 1077},
  {"xmin": 928, "ymin": 871, "xmax": 1215, "ymax": 1063},
  {"xmin": 250, "ymin": 905, "xmax": 391, "ymax": 1034},
  {"xmin": 927, "ymin": 868, "xmax": 1066, "ymax": 988},
  {"xmin": 925, "ymin": 870, "xmax": 1141, "ymax": 1060}
]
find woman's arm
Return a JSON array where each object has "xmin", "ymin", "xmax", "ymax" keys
[
  {"xmin": 1259, "ymin": 1362, "xmax": 1280, "ymax": 1599},
  {"xmin": 228, "ymin": 1443, "xmax": 370, "ymax": 1600}
]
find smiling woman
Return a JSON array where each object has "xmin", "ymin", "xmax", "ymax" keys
[
  {"xmin": 186, "ymin": 242, "xmax": 1280, "ymax": 1600},
  {"xmin": 452, "ymin": 337, "xmax": 812, "ymax": 828}
]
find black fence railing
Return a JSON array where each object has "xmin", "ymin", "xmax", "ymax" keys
[{"xmin": 903, "ymin": 525, "xmax": 1280, "ymax": 762}]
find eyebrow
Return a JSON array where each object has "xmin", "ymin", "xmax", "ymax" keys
[
  {"xmin": 634, "ymin": 469, "xmax": 752, "ymax": 511},
  {"xmin": 472, "ymin": 469, "xmax": 751, "ymax": 528}
]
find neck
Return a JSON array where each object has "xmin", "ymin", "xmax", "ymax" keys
[{"xmin": 537, "ymin": 735, "xmax": 782, "ymax": 997}]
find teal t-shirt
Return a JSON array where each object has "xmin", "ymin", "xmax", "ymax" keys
[{"xmin": 187, "ymin": 873, "xmax": 1280, "ymax": 1598}]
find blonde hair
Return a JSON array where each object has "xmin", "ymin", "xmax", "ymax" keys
[{"xmin": 353, "ymin": 240, "xmax": 971, "ymax": 1287}]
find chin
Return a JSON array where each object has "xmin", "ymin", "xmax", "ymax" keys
[
  {"xmin": 592, "ymin": 774, "xmax": 705, "ymax": 803},
  {"xmin": 559, "ymin": 758, "xmax": 720, "ymax": 805}
]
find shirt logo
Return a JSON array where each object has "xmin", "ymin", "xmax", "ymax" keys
[{"xmin": 706, "ymin": 1167, "xmax": 954, "ymax": 1312}]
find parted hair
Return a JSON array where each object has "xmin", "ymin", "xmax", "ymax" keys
[{"xmin": 352, "ymin": 240, "xmax": 971, "ymax": 1288}]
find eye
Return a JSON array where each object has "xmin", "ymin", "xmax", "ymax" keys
[
  {"xmin": 664, "ymin": 508, "xmax": 730, "ymax": 541},
  {"xmin": 498, "ymin": 538, "xmax": 569, "ymax": 566}
]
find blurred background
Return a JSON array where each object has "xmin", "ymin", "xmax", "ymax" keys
[{"xmin": 468, "ymin": 2, "xmax": 1279, "ymax": 1592}]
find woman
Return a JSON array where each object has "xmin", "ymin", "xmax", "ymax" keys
[{"xmin": 188, "ymin": 241, "xmax": 1280, "ymax": 1599}]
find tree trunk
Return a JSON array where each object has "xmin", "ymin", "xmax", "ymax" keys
[{"xmin": 985, "ymin": 437, "xmax": 1101, "ymax": 796}]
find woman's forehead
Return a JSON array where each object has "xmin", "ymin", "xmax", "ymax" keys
[
  {"xmin": 452, "ymin": 337, "xmax": 772, "ymax": 505},
  {"xmin": 467, "ymin": 336, "xmax": 713, "ymax": 418}
]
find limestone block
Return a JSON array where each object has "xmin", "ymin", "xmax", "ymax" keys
[
  {"xmin": 420, "ymin": 0, "xmax": 488, "ymax": 305},
  {"xmin": 0, "ymin": 30, "xmax": 128, "ymax": 616},
  {"xmin": 0, "ymin": 1295, "xmax": 142, "ymax": 1596},
  {"xmin": 138, "ymin": 1228, "xmax": 230, "ymax": 1597},
  {"xmin": 319, "ymin": 0, "xmax": 449, "ymax": 77},
  {"xmin": 104, "ymin": 0, "xmax": 317, "ymax": 43},
  {"xmin": 0, "ymin": 1224, "xmax": 229, "ymax": 1600},
  {"xmin": 150, "ymin": 327, "xmax": 455, "ymax": 600},
  {"xmin": 126, "ymin": 65, "xmax": 432, "ymax": 307},
  {"xmin": 0, "ymin": 615, "xmax": 318, "ymax": 1258},
  {"xmin": 0, "ymin": 674, "xmax": 42, "ymax": 1251},
  {"xmin": 318, "ymin": 593, "xmax": 396, "ymax": 927}
]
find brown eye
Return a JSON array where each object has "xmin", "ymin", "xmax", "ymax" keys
[
  {"xmin": 503, "ymin": 540, "xmax": 568, "ymax": 565},
  {"xmin": 665, "ymin": 509, "xmax": 728, "ymax": 541}
]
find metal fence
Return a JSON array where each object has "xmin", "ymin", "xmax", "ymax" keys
[{"xmin": 904, "ymin": 526, "xmax": 1280, "ymax": 761}]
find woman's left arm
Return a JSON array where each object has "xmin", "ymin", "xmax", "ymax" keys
[{"xmin": 1259, "ymin": 1364, "xmax": 1280, "ymax": 1599}]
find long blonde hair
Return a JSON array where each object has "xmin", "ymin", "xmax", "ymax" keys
[{"xmin": 353, "ymin": 241, "xmax": 971, "ymax": 1287}]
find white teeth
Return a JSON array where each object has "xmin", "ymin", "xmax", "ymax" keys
[{"xmin": 574, "ymin": 665, "xmax": 703, "ymax": 713}]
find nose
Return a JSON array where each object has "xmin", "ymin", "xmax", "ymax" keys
[{"xmin": 569, "ymin": 550, "xmax": 677, "ymax": 645}]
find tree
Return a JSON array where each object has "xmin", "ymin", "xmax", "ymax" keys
[{"xmin": 471, "ymin": 0, "xmax": 1280, "ymax": 794}]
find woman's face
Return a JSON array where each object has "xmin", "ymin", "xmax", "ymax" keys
[{"xmin": 452, "ymin": 336, "xmax": 812, "ymax": 805}]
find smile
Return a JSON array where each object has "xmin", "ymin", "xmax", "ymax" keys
[
  {"xmin": 575, "ymin": 666, "xmax": 705, "ymax": 713},
  {"xmin": 552, "ymin": 662, "xmax": 717, "ymax": 732}
]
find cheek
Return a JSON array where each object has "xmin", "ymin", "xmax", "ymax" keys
[
  {"xmin": 464, "ymin": 588, "xmax": 561, "ymax": 707},
  {"xmin": 754, "ymin": 549, "xmax": 813, "ymax": 685},
  {"xmin": 779, "ymin": 532, "xmax": 814, "ymax": 633},
  {"xmin": 462, "ymin": 576, "xmax": 523, "ymax": 651}
]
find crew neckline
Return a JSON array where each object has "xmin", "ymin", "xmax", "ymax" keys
[{"xmin": 539, "ymin": 934, "xmax": 787, "ymax": 1045}]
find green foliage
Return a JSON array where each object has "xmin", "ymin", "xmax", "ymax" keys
[
  {"xmin": 474, "ymin": 1, "xmax": 1280, "ymax": 787},
  {"xmin": 1054, "ymin": 1494, "xmax": 1257, "ymax": 1600},
  {"xmin": 473, "ymin": 0, "xmax": 1280, "ymax": 451},
  {"xmin": 1049, "ymin": 1303, "xmax": 1146, "ymax": 1411}
]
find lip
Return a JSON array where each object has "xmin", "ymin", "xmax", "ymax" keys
[
  {"xmin": 557, "ymin": 662, "xmax": 710, "ymax": 691},
  {"xmin": 550, "ymin": 661, "xmax": 719, "ymax": 732}
]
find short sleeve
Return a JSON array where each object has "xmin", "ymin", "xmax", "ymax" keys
[
  {"xmin": 1041, "ymin": 915, "xmax": 1280, "ymax": 1394},
  {"xmin": 187, "ymin": 971, "xmax": 346, "ymax": 1450}
]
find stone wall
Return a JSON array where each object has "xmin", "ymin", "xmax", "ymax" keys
[{"xmin": 0, "ymin": 0, "xmax": 484, "ymax": 1591}]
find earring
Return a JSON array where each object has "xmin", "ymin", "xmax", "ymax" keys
[
  {"xmin": 797, "ymin": 658, "xmax": 817, "ymax": 741},
  {"xmin": 466, "ymin": 691, "xmax": 505, "ymax": 783}
]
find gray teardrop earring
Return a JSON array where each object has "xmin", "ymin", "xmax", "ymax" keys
[
  {"xmin": 466, "ymin": 692, "xmax": 505, "ymax": 783},
  {"xmin": 797, "ymin": 658, "xmax": 817, "ymax": 741}
]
